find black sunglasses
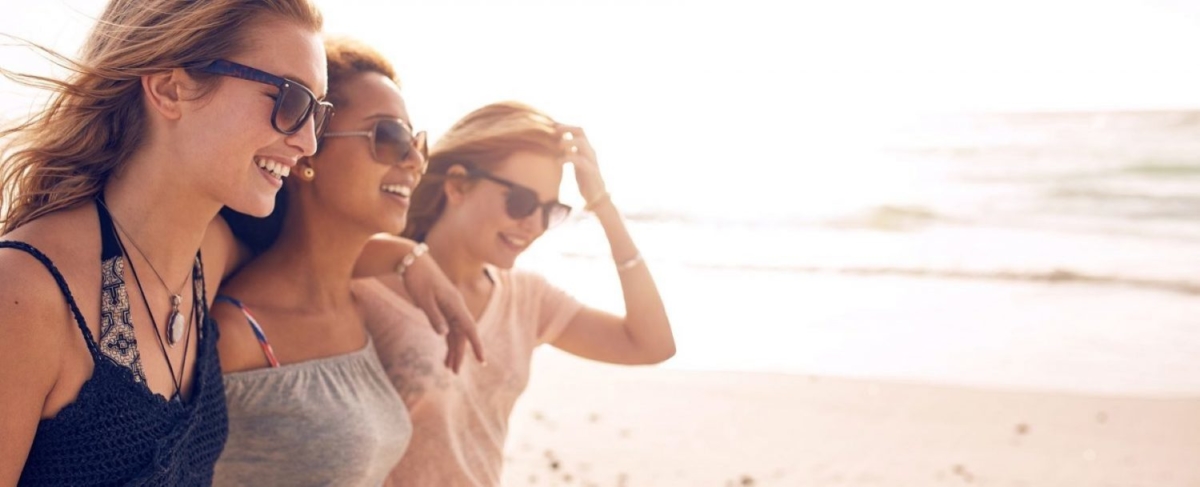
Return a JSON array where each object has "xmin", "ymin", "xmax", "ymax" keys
[
  {"xmin": 323, "ymin": 119, "xmax": 427, "ymax": 171},
  {"xmin": 194, "ymin": 59, "xmax": 334, "ymax": 137},
  {"xmin": 468, "ymin": 168, "xmax": 572, "ymax": 229}
]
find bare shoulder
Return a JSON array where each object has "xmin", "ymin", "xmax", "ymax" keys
[
  {"xmin": 173, "ymin": 216, "xmax": 257, "ymax": 369},
  {"xmin": 0, "ymin": 246, "xmax": 75, "ymax": 344},
  {"xmin": 0, "ymin": 203, "xmax": 98, "ymax": 345},
  {"xmin": 210, "ymin": 291, "xmax": 270, "ymax": 373},
  {"xmin": 0, "ymin": 245, "xmax": 74, "ymax": 477},
  {"xmin": 3, "ymin": 202, "xmax": 100, "ymax": 273},
  {"xmin": 0, "ymin": 205, "xmax": 103, "ymax": 469},
  {"xmin": 0, "ymin": 243, "xmax": 77, "ymax": 406}
]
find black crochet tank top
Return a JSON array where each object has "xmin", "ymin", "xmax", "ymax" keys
[{"xmin": 1, "ymin": 200, "xmax": 228, "ymax": 486}]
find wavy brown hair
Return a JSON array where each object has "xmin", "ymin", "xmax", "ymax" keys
[
  {"xmin": 402, "ymin": 101, "xmax": 563, "ymax": 242},
  {"xmin": 0, "ymin": 0, "xmax": 323, "ymax": 233}
]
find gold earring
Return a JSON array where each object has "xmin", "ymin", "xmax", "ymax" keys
[{"xmin": 302, "ymin": 167, "xmax": 315, "ymax": 179}]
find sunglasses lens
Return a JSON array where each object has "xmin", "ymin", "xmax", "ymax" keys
[
  {"xmin": 505, "ymin": 187, "xmax": 541, "ymax": 220},
  {"xmin": 415, "ymin": 132, "xmax": 429, "ymax": 168},
  {"xmin": 546, "ymin": 204, "xmax": 572, "ymax": 228},
  {"xmin": 275, "ymin": 84, "xmax": 314, "ymax": 133},
  {"xmin": 312, "ymin": 103, "xmax": 333, "ymax": 138},
  {"xmin": 373, "ymin": 120, "xmax": 412, "ymax": 164}
]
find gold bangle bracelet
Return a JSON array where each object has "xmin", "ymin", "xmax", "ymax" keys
[
  {"xmin": 584, "ymin": 191, "xmax": 612, "ymax": 212},
  {"xmin": 616, "ymin": 253, "xmax": 643, "ymax": 272}
]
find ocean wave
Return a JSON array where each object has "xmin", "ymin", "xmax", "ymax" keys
[
  {"xmin": 624, "ymin": 205, "xmax": 961, "ymax": 232},
  {"xmin": 621, "ymin": 203, "xmax": 1200, "ymax": 246},
  {"xmin": 1119, "ymin": 162, "xmax": 1200, "ymax": 177},
  {"xmin": 623, "ymin": 210, "xmax": 698, "ymax": 224},
  {"xmin": 823, "ymin": 205, "xmax": 958, "ymax": 232},
  {"xmin": 702, "ymin": 264, "xmax": 1200, "ymax": 296},
  {"xmin": 562, "ymin": 249, "xmax": 1200, "ymax": 296},
  {"xmin": 1046, "ymin": 187, "xmax": 1200, "ymax": 210}
]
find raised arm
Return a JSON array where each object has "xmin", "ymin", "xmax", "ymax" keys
[{"xmin": 547, "ymin": 126, "xmax": 675, "ymax": 365}]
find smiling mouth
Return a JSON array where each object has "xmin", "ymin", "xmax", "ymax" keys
[
  {"xmin": 255, "ymin": 158, "xmax": 291, "ymax": 179},
  {"xmin": 500, "ymin": 234, "xmax": 529, "ymax": 249},
  {"xmin": 381, "ymin": 184, "xmax": 412, "ymax": 197}
]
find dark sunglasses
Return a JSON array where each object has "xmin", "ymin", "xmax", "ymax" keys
[
  {"xmin": 468, "ymin": 168, "xmax": 572, "ymax": 229},
  {"xmin": 193, "ymin": 59, "xmax": 334, "ymax": 137},
  {"xmin": 323, "ymin": 119, "xmax": 427, "ymax": 171}
]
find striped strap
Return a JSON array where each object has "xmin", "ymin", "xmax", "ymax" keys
[{"xmin": 215, "ymin": 295, "xmax": 280, "ymax": 368}]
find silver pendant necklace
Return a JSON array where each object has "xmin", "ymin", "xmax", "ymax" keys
[{"xmin": 98, "ymin": 199, "xmax": 192, "ymax": 347}]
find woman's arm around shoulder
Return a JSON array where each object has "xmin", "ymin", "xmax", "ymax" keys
[{"xmin": 359, "ymin": 234, "xmax": 485, "ymax": 372}]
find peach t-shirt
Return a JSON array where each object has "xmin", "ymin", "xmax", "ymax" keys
[{"xmin": 352, "ymin": 266, "xmax": 583, "ymax": 487}]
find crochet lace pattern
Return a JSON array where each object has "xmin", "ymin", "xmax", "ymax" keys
[{"xmin": 2, "ymin": 208, "xmax": 228, "ymax": 485}]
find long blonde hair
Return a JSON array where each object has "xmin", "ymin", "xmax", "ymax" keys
[
  {"xmin": 0, "ymin": 0, "xmax": 323, "ymax": 233},
  {"xmin": 403, "ymin": 101, "xmax": 561, "ymax": 242}
]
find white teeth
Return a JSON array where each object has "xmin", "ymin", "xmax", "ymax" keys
[
  {"xmin": 502, "ymin": 235, "xmax": 529, "ymax": 247},
  {"xmin": 255, "ymin": 158, "xmax": 289, "ymax": 179},
  {"xmin": 381, "ymin": 184, "xmax": 412, "ymax": 197}
]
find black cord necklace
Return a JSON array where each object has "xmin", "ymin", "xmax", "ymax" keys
[
  {"xmin": 97, "ymin": 199, "xmax": 192, "ymax": 347},
  {"xmin": 111, "ymin": 227, "xmax": 196, "ymax": 400}
]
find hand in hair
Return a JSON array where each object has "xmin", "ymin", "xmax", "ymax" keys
[{"xmin": 557, "ymin": 125, "xmax": 608, "ymax": 205}]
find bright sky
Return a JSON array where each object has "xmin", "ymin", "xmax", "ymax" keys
[
  {"xmin": 3, "ymin": 0, "xmax": 1200, "ymax": 213},
  {"xmin": 5, "ymin": 0, "xmax": 1200, "ymax": 116},
  {"xmin": 338, "ymin": 0, "xmax": 1200, "ymax": 132}
]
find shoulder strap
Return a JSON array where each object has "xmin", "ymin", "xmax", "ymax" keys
[
  {"xmin": 192, "ymin": 251, "xmax": 208, "ymax": 342},
  {"xmin": 214, "ymin": 295, "xmax": 280, "ymax": 368},
  {"xmin": 93, "ymin": 197, "xmax": 122, "ymax": 261},
  {"xmin": 0, "ymin": 241, "xmax": 101, "ymax": 358}
]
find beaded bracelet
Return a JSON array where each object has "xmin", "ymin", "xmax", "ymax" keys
[{"xmin": 395, "ymin": 242, "xmax": 429, "ymax": 276}]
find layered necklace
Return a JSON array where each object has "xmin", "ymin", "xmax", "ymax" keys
[
  {"xmin": 99, "ymin": 200, "xmax": 194, "ymax": 347},
  {"xmin": 98, "ymin": 198, "xmax": 200, "ymax": 398}
]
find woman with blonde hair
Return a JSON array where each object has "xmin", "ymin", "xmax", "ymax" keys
[
  {"xmin": 0, "ymin": 2, "xmax": 472, "ymax": 484},
  {"xmin": 355, "ymin": 101, "xmax": 676, "ymax": 485}
]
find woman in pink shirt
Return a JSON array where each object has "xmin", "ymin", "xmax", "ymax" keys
[{"xmin": 354, "ymin": 101, "xmax": 676, "ymax": 486}]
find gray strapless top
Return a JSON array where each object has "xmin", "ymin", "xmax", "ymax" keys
[{"xmin": 214, "ymin": 339, "xmax": 412, "ymax": 487}]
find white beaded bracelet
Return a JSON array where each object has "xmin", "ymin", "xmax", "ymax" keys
[{"xmin": 395, "ymin": 242, "xmax": 429, "ymax": 275}]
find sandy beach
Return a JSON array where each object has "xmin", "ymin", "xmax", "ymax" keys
[{"xmin": 504, "ymin": 349, "xmax": 1200, "ymax": 487}]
